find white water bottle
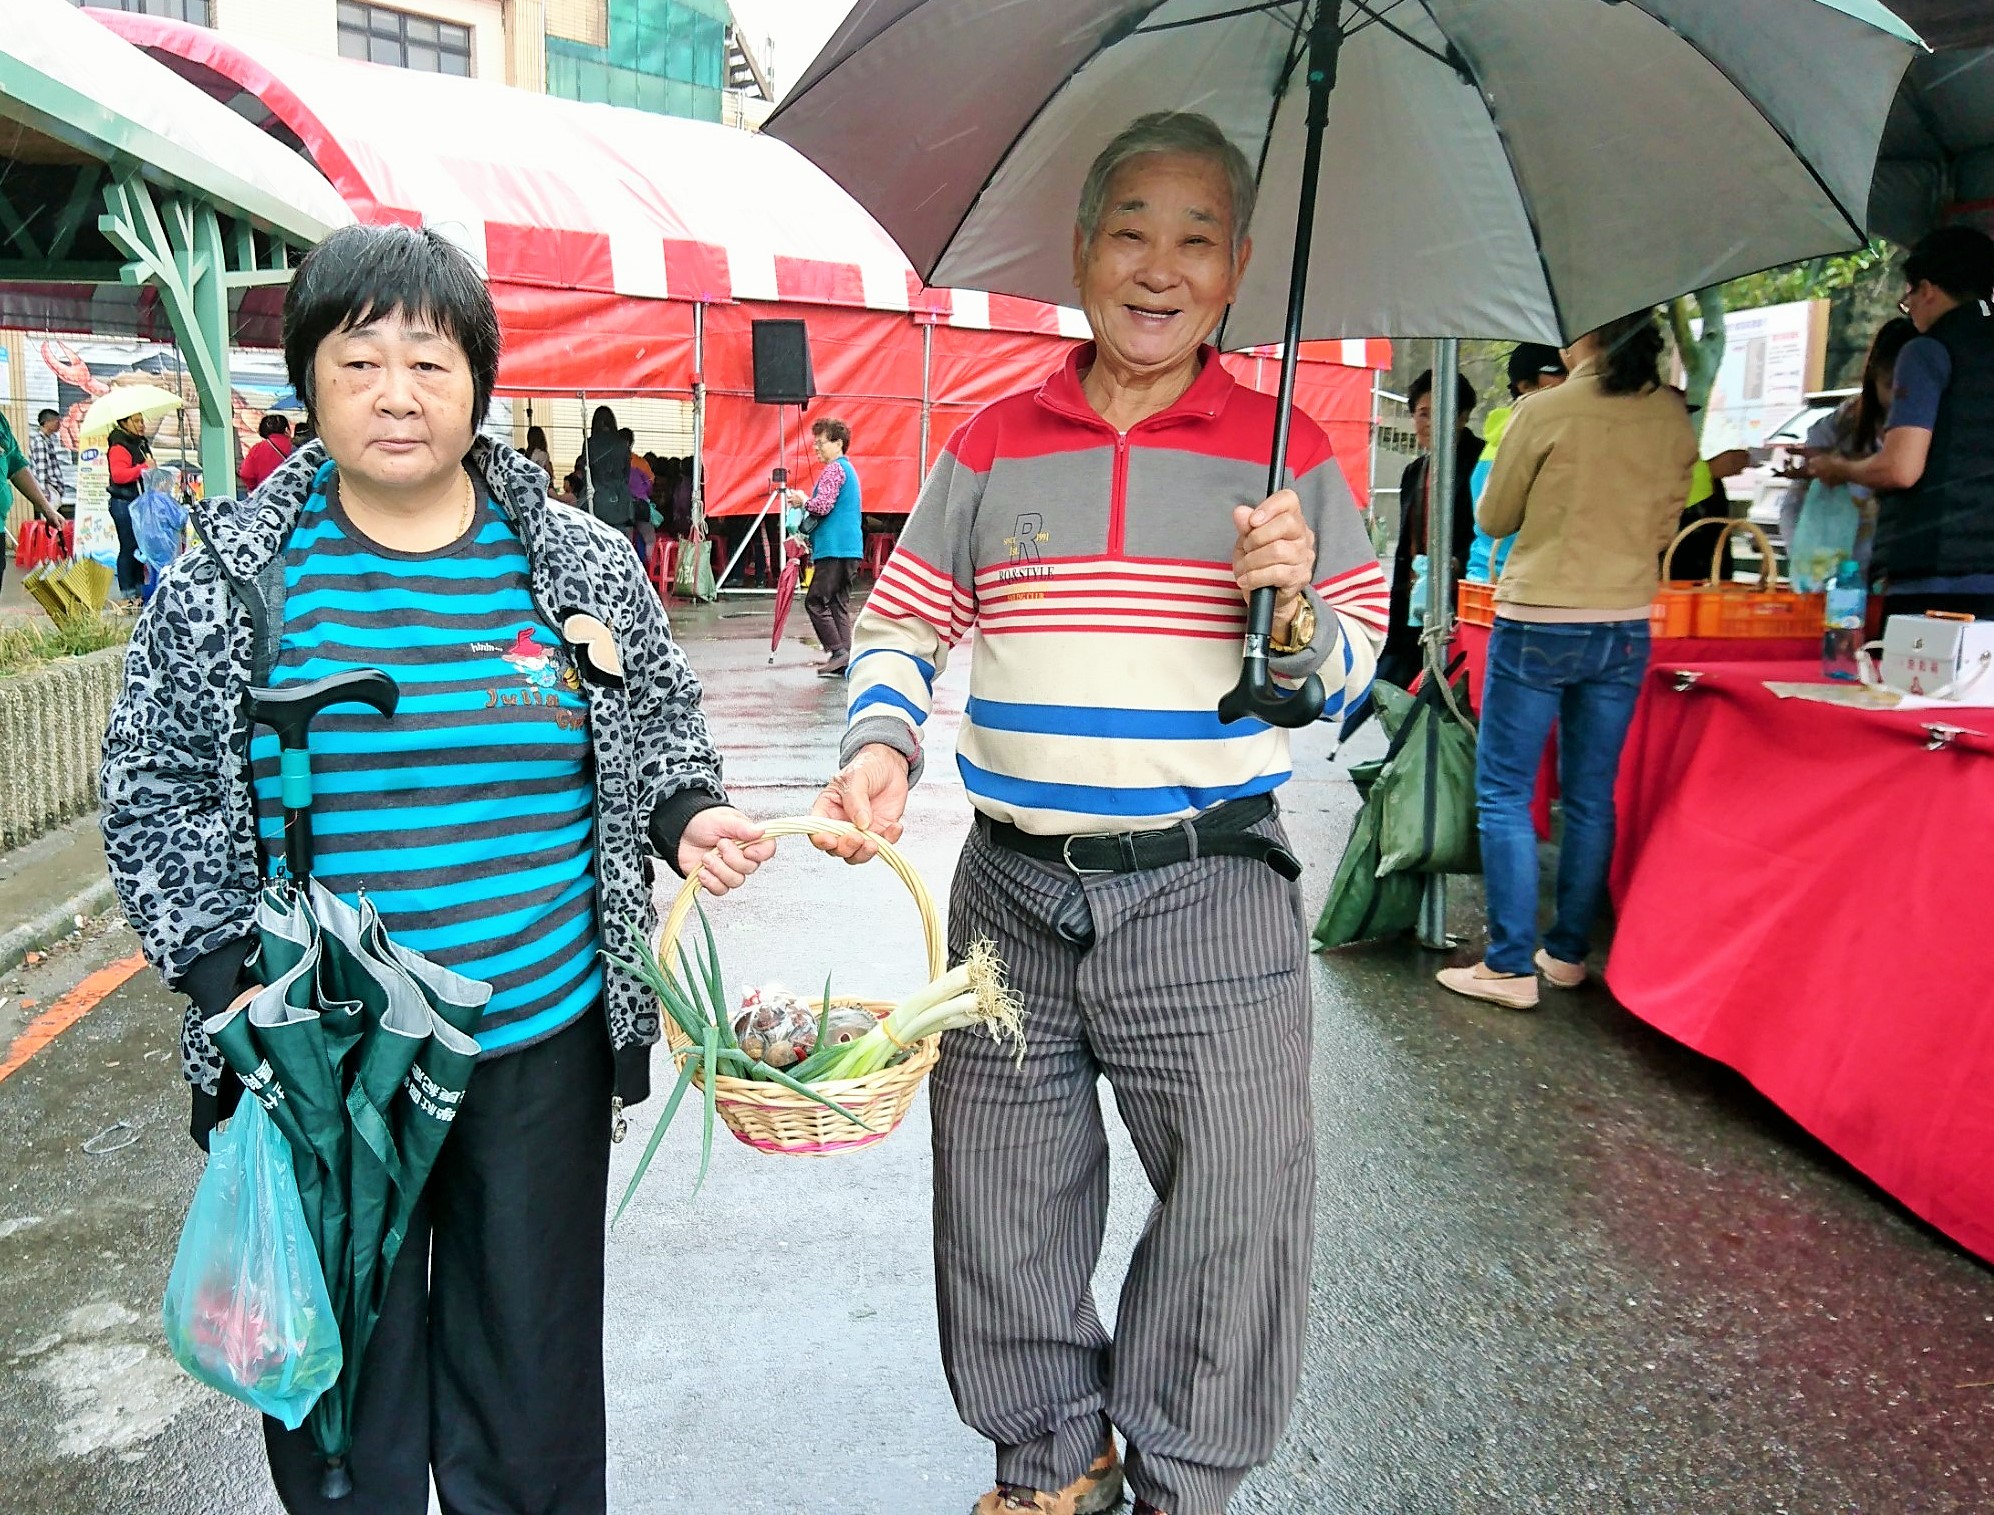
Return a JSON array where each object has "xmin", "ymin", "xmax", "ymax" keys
[{"xmin": 1821, "ymin": 558, "xmax": 1866, "ymax": 681}]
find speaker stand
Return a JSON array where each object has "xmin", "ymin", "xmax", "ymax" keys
[{"xmin": 715, "ymin": 481, "xmax": 787, "ymax": 593}]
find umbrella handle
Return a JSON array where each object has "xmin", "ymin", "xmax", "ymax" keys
[
  {"xmin": 1218, "ymin": 3, "xmax": 1340, "ymax": 732},
  {"xmin": 249, "ymin": 670, "xmax": 401, "ymax": 881},
  {"xmin": 1218, "ymin": 591, "xmax": 1328, "ymax": 728}
]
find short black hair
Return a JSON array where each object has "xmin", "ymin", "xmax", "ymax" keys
[
  {"xmin": 282, "ymin": 223, "xmax": 501, "ymax": 428},
  {"xmin": 1407, "ymin": 369, "xmax": 1476, "ymax": 417},
  {"xmin": 1903, "ymin": 226, "xmax": 1994, "ymax": 304},
  {"xmin": 258, "ymin": 412, "xmax": 290, "ymax": 438},
  {"xmin": 36, "ymin": 407, "xmax": 58, "ymax": 426},
  {"xmin": 812, "ymin": 416, "xmax": 852, "ymax": 450}
]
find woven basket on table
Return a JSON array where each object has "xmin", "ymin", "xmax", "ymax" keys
[{"xmin": 654, "ymin": 816, "xmax": 944, "ymax": 1157}]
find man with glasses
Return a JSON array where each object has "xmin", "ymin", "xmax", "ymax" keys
[{"xmin": 1809, "ymin": 225, "xmax": 1994, "ymax": 621}]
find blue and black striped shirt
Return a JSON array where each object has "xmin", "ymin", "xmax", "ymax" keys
[{"xmin": 249, "ymin": 468, "xmax": 603, "ymax": 1057}]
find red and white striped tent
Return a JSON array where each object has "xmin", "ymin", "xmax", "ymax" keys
[{"xmin": 98, "ymin": 12, "xmax": 1388, "ymax": 518}]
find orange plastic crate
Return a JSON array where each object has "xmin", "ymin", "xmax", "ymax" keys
[{"xmin": 1457, "ymin": 579, "xmax": 1497, "ymax": 628}]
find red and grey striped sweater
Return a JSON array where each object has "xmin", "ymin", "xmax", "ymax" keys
[{"xmin": 843, "ymin": 344, "xmax": 1386, "ymax": 835}]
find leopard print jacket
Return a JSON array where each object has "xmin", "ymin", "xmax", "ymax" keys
[{"xmin": 99, "ymin": 436, "xmax": 723, "ymax": 1097}]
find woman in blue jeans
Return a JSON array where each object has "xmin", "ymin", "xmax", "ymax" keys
[{"xmin": 1439, "ymin": 311, "xmax": 1698, "ymax": 1010}]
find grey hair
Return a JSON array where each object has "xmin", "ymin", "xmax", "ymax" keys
[{"xmin": 1076, "ymin": 112, "xmax": 1257, "ymax": 257}]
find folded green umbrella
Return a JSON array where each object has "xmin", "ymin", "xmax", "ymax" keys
[{"xmin": 199, "ymin": 670, "xmax": 491, "ymax": 1501}]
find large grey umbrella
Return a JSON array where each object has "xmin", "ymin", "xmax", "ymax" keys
[
  {"xmin": 769, "ymin": 0, "xmax": 1919, "ymax": 727},
  {"xmin": 771, "ymin": 0, "xmax": 1919, "ymax": 347},
  {"xmin": 1870, "ymin": 3, "xmax": 1994, "ymax": 243}
]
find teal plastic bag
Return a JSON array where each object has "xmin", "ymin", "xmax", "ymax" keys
[
  {"xmin": 1787, "ymin": 480, "xmax": 1861, "ymax": 592},
  {"xmin": 161, "ymin": 1097, "xmax": 342, "ymax": 1429}
]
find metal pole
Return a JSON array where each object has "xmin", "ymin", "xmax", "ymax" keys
[
  {"xmin": 1217, "ymin": 0, "xmax": 1339, "ymax": 729},
  {"xmin": 1418, "ymin": 335, "xmax": 1462, "ymax": 950},
  {"xmin": 691, "ymin": 302, "xmax": 706, "ymax": 532},
  {"xmin": 578, "ymin": 389, "xmax": 594, "ymax": 516},
  {"xmin": 919, "ymin": 319, "xmax": 934, "ymax": 485}
]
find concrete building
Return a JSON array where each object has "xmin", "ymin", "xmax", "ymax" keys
[{"xmin": 69, "ymin": 0, "xmax": 774, "ymax": 124}]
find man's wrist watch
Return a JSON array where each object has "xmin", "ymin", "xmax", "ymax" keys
[{"xmin": 1269, "ymin": 597, "xmax": 1316, "ymax": 655}]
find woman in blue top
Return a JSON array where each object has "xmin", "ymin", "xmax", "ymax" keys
[
  {"xmin": 788, "ymin": 415, "xmax": 865, "ymax": 676},
  {"xmin": 102, "ymin": 224, "xmax": 773, "ymax": 1514}
]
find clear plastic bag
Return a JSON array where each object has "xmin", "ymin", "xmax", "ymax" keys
[{"xmin": 161, "ymin": 1097, "xmax": 342, "ymax": 1429}]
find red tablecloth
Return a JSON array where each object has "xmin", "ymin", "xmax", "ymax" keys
[
  {"xmin": 1606, "ymin": 659, "xmax": 1994, "ymax": 1263},
  {"xmin": 1448, "ymin": 627, "xmax": 1817, "ymax": 837}
]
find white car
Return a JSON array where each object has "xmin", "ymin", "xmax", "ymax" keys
[{"xmin": 1735, "ymin": 391, "xmax": 1859, "ymax": 547}]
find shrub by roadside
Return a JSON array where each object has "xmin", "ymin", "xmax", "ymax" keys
[{"xmin": 0, "ymin": 615, "xmax": 131, "ymax": 679}]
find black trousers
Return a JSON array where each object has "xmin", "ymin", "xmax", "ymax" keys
[
  {"xmin": 807, "ymin": 555, "xmax": 860, "ymax": 658},
  {"xmin": 264, "ymin": 1011, "xmax": 615, "ymax": 1515}
]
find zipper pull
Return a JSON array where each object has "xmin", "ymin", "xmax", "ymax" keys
[{"xmin": 610, "ymin": 1095, "xmax": 628, "ymax": 1144}]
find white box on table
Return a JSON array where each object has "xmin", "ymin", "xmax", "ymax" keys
[{"xmin": 1878, "ymin": 614, "xmax": 1994, "ymax": 704}]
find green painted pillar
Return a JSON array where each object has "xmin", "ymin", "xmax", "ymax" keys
[{"xmin": 98, "ymin": 175, "xmax": 237, "ymax": 496}]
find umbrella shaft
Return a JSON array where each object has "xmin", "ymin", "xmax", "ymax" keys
[{"xmin": 1258, "ymin": 1, "xmax": 1345, "ymax": 614}]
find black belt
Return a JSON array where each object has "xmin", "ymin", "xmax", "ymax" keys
[{"xmin": 981, "ymin": 794, "xmax": 1301, "ymax": 881}]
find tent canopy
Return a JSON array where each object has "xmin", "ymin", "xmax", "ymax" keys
[
  {"xmin": 5, "ymin": 0, "xmax": 349, "ymax": 251},
  {"xmin": 86, "ymin": 11, "xmax": 1387, "ymax": 518},
  {"xmin": 1, "ymin": 0, "xmax": 351, "ymax": 489},
  {"xmin": 95, "ymin": 11, "xmax": 1089, "ymax": 343}
]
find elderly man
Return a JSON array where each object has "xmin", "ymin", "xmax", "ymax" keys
[{"xmin": 813, "ymin": 113, "xmax": 1385, "ymax": 1515}]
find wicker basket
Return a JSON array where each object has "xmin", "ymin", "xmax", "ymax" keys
[
  {"xmin": 654, "ymin": 816, "xmax": 945, "ymax": 1157},
  {"xmin": 1654, "ymin": 517, "xmax": 1824, "ymax": 640}
]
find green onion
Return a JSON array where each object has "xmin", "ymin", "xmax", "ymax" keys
[{"xmin": 802, "ymin": 940, "xmax": 1025, "ymax": 1082}]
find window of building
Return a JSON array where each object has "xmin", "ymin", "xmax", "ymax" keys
[
  {"xmin": 337, "ymin": 3, "xmax": 474, "ymax": 76},
  {"xmin": 74, "ymin": 0, "xmax": 214, "ymax": 25}
]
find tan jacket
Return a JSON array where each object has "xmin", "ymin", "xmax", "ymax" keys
[{"xmin": 1478, "ymin": 364, "xmax": 1699, "ymax": 609}]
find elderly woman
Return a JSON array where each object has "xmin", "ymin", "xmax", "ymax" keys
[
  {"xmin": 100, "ymin": 224, "xmax": 770, "ymax": 1514},
  {"xmin": 814, "ymin": 113, "xmax": 1386, "ymax": 1515}
]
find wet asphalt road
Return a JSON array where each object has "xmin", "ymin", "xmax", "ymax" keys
[{"xmin": 0, "ymin": 601, "xmax": 1989, "ymax": 1515}]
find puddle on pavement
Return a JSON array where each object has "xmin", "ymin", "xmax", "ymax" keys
[{"xmin": 12, "ymin": 1300, "xmax": 195, "ymax": 1459}]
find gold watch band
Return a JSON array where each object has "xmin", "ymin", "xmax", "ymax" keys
[{"xmin": 1269, "ymin": 598, "xmax": 1316, "ymax": 655}]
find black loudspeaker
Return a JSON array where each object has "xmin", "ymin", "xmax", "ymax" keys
[{"xmin": 752, "ymin": 319, "xmax": 816, "ymax": 405}]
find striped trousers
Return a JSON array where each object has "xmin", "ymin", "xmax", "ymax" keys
[{"xmin": 932, "ymin": 815, "xmax": 1315, "ymax": 1515}]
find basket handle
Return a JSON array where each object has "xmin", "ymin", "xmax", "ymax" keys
[
  {"xmin": 1660, "ymin": 515, "xmax": 1777, "ymax": 591},
  {"xmin": 655, "ymin": 816, "xmax": 947, "ymax": 987}
]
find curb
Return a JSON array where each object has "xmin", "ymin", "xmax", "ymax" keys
[{"xmin": 0, "ymin": 877, "xmax": 119, "ymax": 977}]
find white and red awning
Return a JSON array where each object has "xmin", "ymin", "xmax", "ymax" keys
[
  {"xmin": 88, "ymin": 12, "xmax": 1389, "ymax": 514},
  {"xmin": 94, "ymin": 11, "xmax": 1104, "ymax": 340}
]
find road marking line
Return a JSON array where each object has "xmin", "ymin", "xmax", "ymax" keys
[{"xmin": 0, "ymin": 953, "xmax": 148, "ymax": 1085}]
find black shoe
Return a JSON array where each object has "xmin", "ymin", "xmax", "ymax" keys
[{"xmin": 815, "ymin": 656, "xmax": 849, "ymax": 679}]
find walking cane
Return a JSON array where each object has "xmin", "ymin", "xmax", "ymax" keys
[{"xmin": 250, "ymin": 669, "xmax": 401, "ymax": 883}]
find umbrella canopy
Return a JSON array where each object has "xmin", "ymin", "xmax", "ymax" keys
[
  {"xmin": 769, "ymin": 0, "xmax": 1920, "ymax": 346},
  {"xmin": 1870, "ymin": 0, "xmax": 1994, "ymax": 244},
  {"xmin": 78, "ymin": 383, "xmax": 183, "ymax": 440}
]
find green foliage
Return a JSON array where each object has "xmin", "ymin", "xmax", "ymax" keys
[
  {"xmin": 0, "ymin": 613, "xmax": 131, "ymax": 679},
  {"xmin": 1720, "ymin": 243, "xmax": 1896, "ymax": 310}
]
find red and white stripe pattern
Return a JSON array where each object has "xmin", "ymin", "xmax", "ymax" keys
[
  {"xmin": 867, "ymin": 548, "xmax": 977, "ymax": 646},
  {"xmin": 971, "ymin": 556, "xmax": 1391, "ymax": 643},
  {"xmin": 1317, "ymin": 559, "xmax": 1391, "ymax": 641}
]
